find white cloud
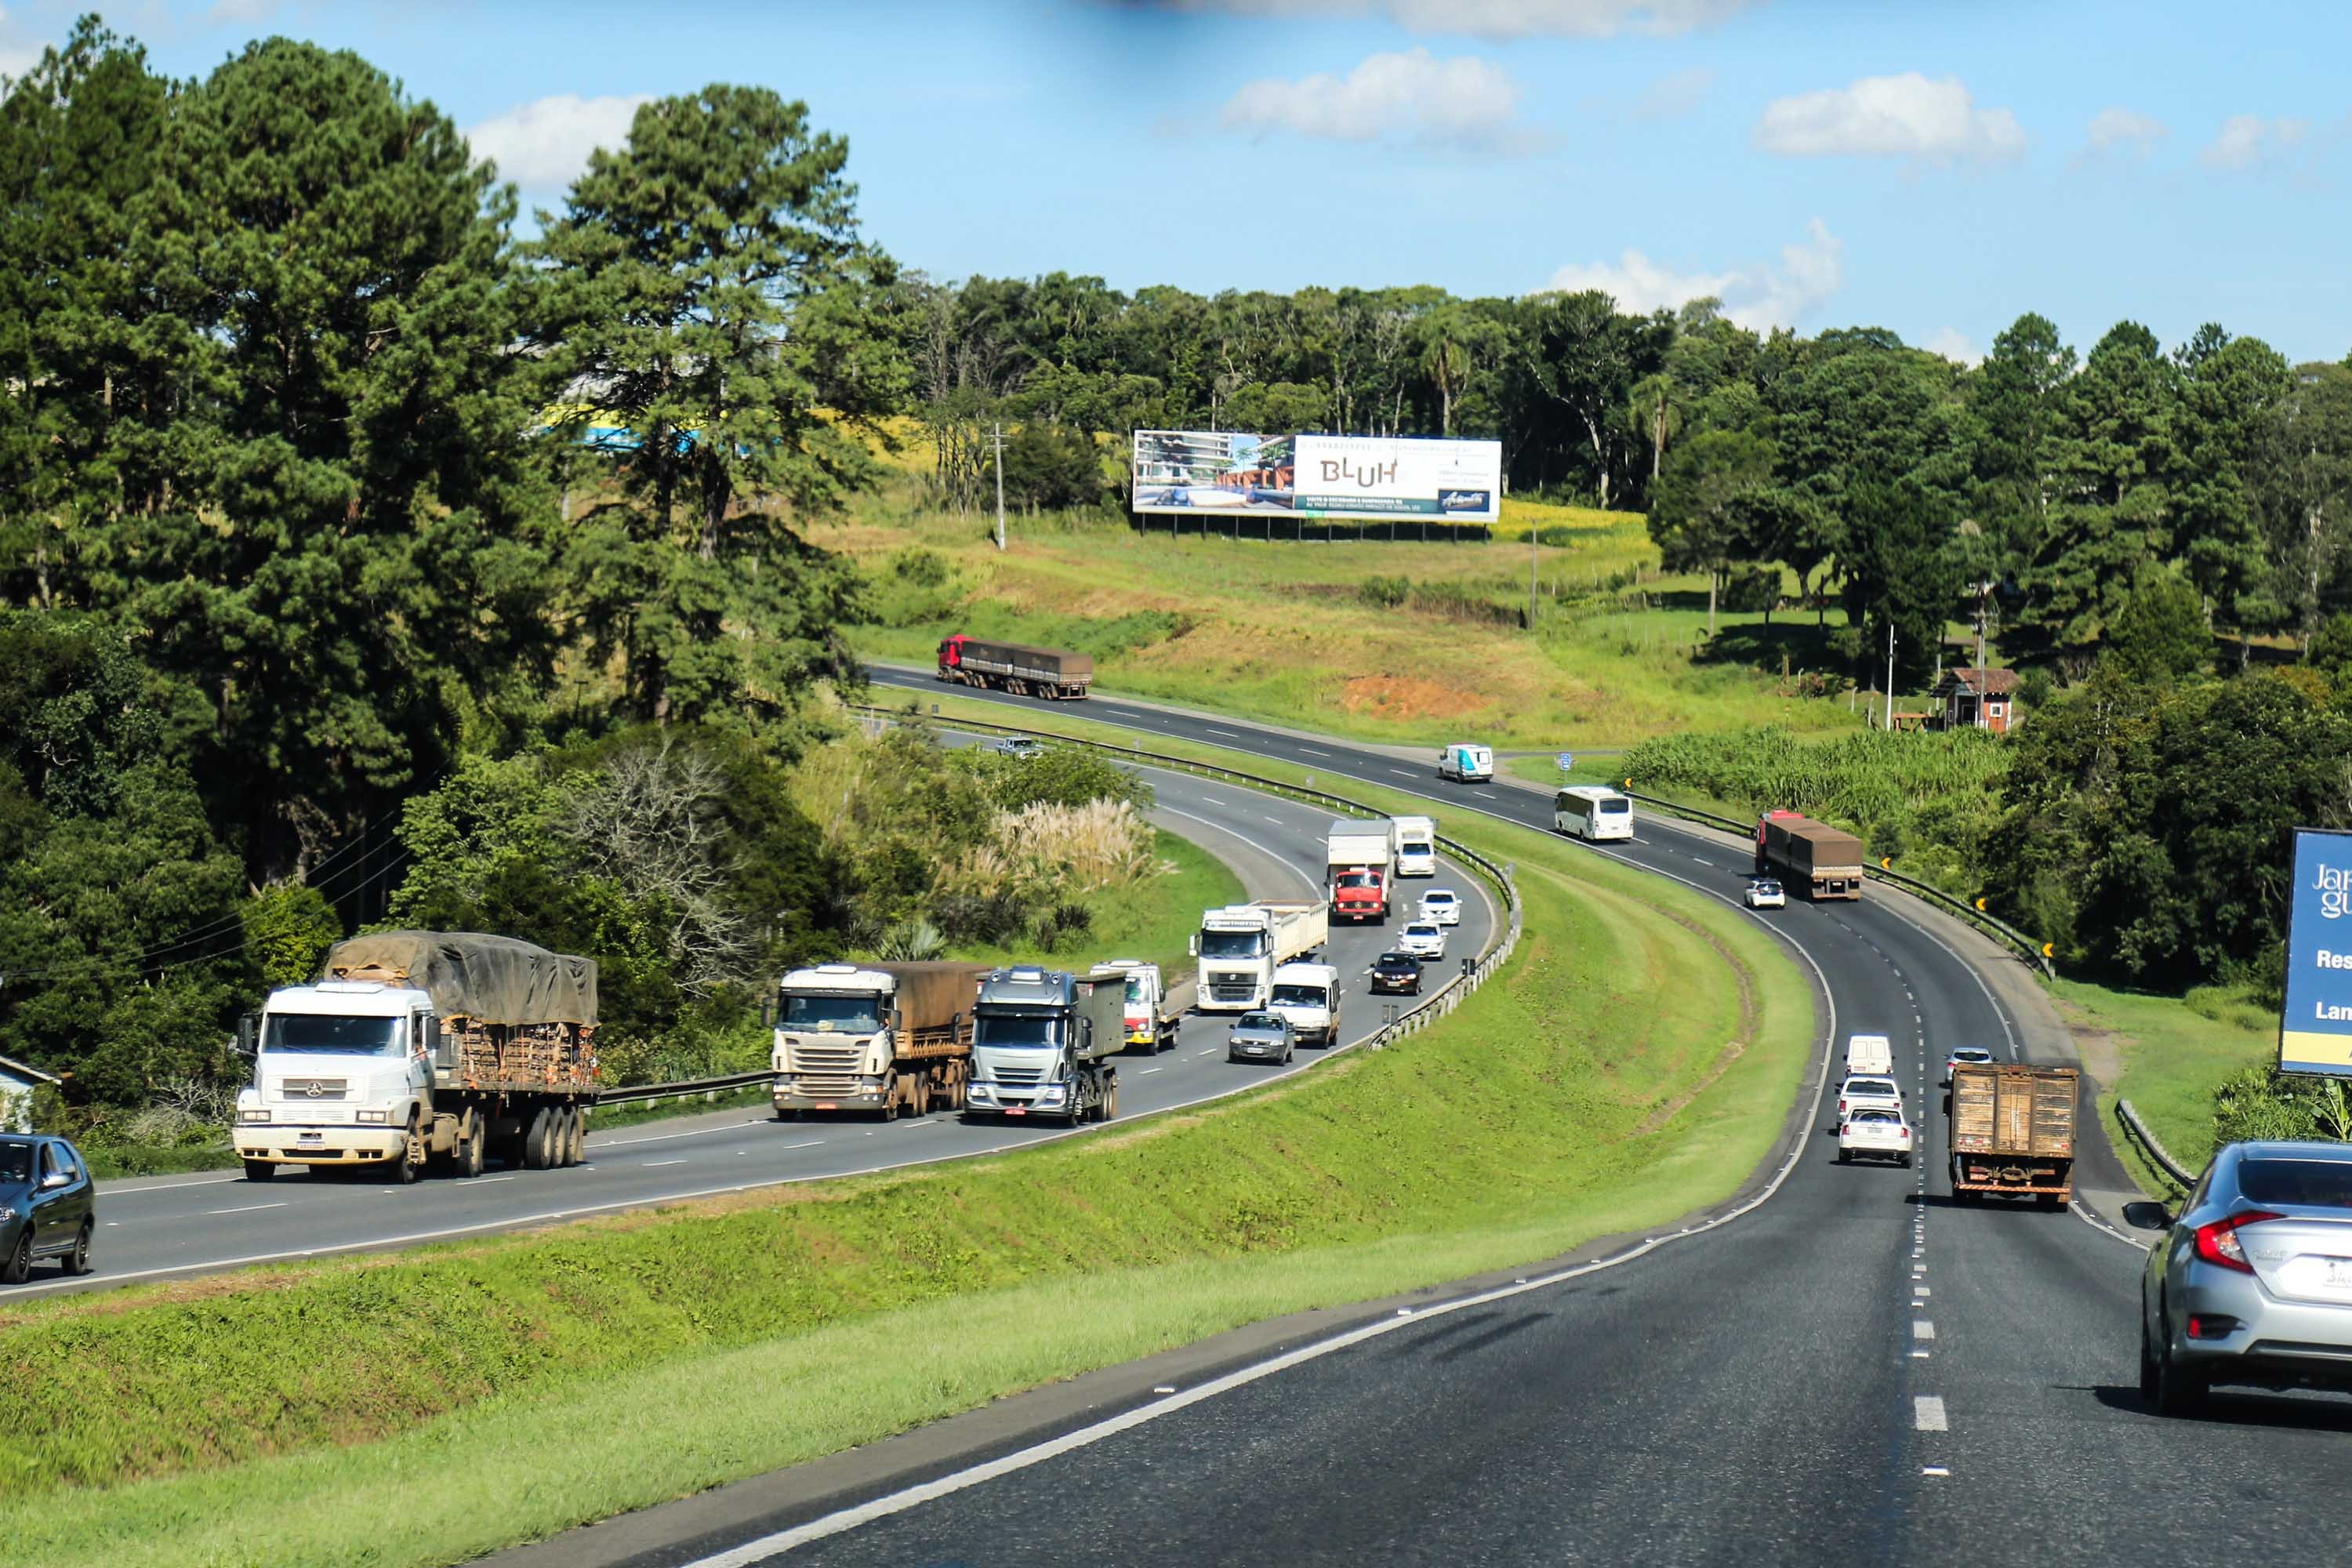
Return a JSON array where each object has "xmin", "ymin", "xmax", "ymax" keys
[
  {"xmin": 2083, "ymin": 107, "xmax": 2165, "ymax": 158},
  {"xmin": 1631, "ymin": 66, "xmax": 1715, "ymax": 122},
  {"xmin": 2201, "ymin": 113, "xmax": 2307, "ymax": 171},
  {"xmin": 1540, "ymin": 219, "xmax": 1845, "ymax": 332},
  {"xmin": 1921, "ymin": 328, "xmax": 1981, "ymax": 367},
  {"xmin": 1754, "ymin": 73, "xmax": 2025, "ymax": 163},
  {"xmin": 465, "ymin": 93, "xmax": 654, "ymax": 188},
  {"xmin": 1220, "ymin": 49, "xmax": 1520, "ymax": 146},
  {"xmin": 1169, "ymin": 0, "xmax": 1751, "ymax": 38}
]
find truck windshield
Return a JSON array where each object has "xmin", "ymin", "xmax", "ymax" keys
[
  {"xmin": 975, "ymin": 1014, "xmax": 1062, "ymax": 1051},
  {"xmin": 1270, "ymin": 985, "xmax": 1327, "ymax": 1008},
  {"xmin": 1336, "ymin": 873, "xmax": 1379, "ymax": 888},
  {"xmin": 1123, "ymin": 975, "xmax": 1148, "ymax": 1003},
  {"xmin": 1199, "ymin": 931, "xmax": 1268, "ymax": 960},
  {"xmin": 781, "ymin": 993, "xmax": 883, "ymax": 1032},
  {"xmin": 260, "ymin": 1014, "xmax": 404, "ymax": 1054}
]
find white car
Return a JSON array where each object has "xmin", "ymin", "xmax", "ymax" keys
[
  {"xmin": 1417, "ymin": 888, "xmax": 1462, "ymax": 927},
  {"xmin": 1835, "ymin": 1074, "xmax": 1904, "ymax": 1122},
  {"xmin": 1745, "ymin": 878, "xmax": 1786, "ymax": 909},
  {"xmin": 1838, "ymin": 1107, "xmax": 1914, "ymax": 1166},
  {"xmin": 1398, "ymin": 920, "xmax": 1447, "ymax": 961}
]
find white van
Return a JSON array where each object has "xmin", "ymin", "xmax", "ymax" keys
[
  {"xmin": 1392, "ymin": 815, "xmax": 1437, "ymax": 877},
  {"xmin": 1843, "ymin": 1033, "xmax": 1895, "ymax": 1077},
  {"xmin": 1555, "ymin": 786, "xmax": 1634, "ymax": 842},
  {"xmin": 1439, "ymin": 743, "xmax": 1493, "ymax": 783},
  {"xmin": 1266, "ymin": 961, "xmax": 1341, "ymax": 1047}
]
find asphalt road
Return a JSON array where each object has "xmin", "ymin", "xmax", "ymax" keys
[
  {"xmin": 15, "ymin": 753, "xmax": 1494, "ymax": 1299},
  {"xmin": 608, "ymin": 670, "xmax": 2352, "ymax": 1568}
]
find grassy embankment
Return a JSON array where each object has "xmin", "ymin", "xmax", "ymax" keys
[
  {"xmin": 2053, "ymin": 977, "xmax": 2272, "ymax": 1186},
  {"xmin": 0, "ymin": 723, "xmax": 1812, "ymax": 1568}
]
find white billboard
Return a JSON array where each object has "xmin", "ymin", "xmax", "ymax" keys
[{"xmin": 1131, "ymin": 430, "xmax": 1501, "ymax": 523}]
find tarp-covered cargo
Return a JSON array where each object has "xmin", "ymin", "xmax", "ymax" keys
[
  {"xmin": 935, "ymin": 634, "xmax": 1093, "ymax": 698},
  {"xmin": 870, "ymin": 961, "xmax": 991, "ymax": 1035},
  {"xmin": 323, "ymin": 931, "xmax": 599, "ymax": 1027}
]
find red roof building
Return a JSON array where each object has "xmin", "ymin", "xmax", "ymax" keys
[{"xmin": 1933, "ymin": 667, "xmax": 2022, "ymax": 734}]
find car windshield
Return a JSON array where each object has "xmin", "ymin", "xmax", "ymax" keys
[
  {"xmin": 1425, "ymin": 892, "xmax": 1455, "ymax": 905},
  {"xmin": 1380, "ymin": 953, "xmax": 1414, "ymax": 967},
  {"xmin": 1199, "ymin": 930, "xmax": 1268, "ymax": 960},
  {"xmin": 2236, "ymin": 1158, "xmax": 2352, "ymax": 1209},
  {"xmin": 261, "ymin": 1014, "xmax": 404, "ymax": 1054},
  {"xmin": 781, "ymin": 993, "xmax": 883, "ymax": 1032},
  {"xmin": 0, "ymin": 1142, "xmax": 33, "ymax": 1185},
  {"xmin": 1408, "ymin": 924, "xmax": 1438, "ymax": 937},
  {"xmin": 1270, "ymin": 985, "xmax": 1327, "ymax": 1007},
  {"xmin": 1236, "ymin": 1014, "xmax": 1281, "ymax": 1030},
  {"xmin": 975, "ymin": 1014, "xmax": 1061, "ymax": 1051}
]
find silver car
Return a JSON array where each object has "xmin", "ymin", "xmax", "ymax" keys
[
  {"xmin": 2129, "ymin": 1141, "xmax": 2352, "ymax": 1414},
  {"xmin": 1226, "ymin": 1011, "xmax": 1294, "ymax": 1065}
]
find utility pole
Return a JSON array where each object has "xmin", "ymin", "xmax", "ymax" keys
[
  {"xmin": 1883, "ymin": 620, "xmax": 1896, "ymax": 731},
  {"xmin": 992, "ymin": 422, "xmax": 1007, "ymax": 552},
  {"xmin": 1529, "ymin": 524, "xmax": 1538, "ymax": 632},
  {"xmin": 1974, "ymin": 594, "xmax": 1989, "ymax": 729}
]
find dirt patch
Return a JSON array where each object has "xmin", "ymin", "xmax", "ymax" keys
[{"xmin": 1338, "ymin": 674, "xmax": 1488, "ymax": 724}]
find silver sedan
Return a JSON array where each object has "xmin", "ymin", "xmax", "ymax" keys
[
  {"xmin": 1225, "ymin": 1011, "xmax": 1294, "ymax": 1065},
  {"xmin": 2129, "ymin": 1139, "xmax": 2352, "ymax": 1414}
]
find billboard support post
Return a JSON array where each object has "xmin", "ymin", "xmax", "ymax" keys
[
  {"xmin": 2281, "ymin": 826, "xmax": 2352, "ymax": 1076},
  {"xmin": 992, "ymin": 422, "xmax": 1006, "ymax": 553}
]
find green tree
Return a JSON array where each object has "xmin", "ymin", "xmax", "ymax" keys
[
  {"xmin": 1650, "ymin": 429, "xmax": 1777, "ymax": 635},
  {"xmin": 2108, "ymin": 562, "xmax": 2210, "ymax": 681},
  {"xmin": 1838, "ymin": 481, "xmax": 1962, "ymax": 690}
]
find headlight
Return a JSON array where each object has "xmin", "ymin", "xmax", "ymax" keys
[
  {"xmin": 1037, "ymin": 1086, "xmax": 1066, "ymax": 1104},
  {"xmin": 239, "ymin": 1108, "xmax": 270, "ymax": 1123},
  {"xmin": 354, "ymin": 1109, "xmax": 389, "ymax": 1124}
]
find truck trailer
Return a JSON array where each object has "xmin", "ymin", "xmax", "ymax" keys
[
  {"xmin": 1755, "ymin": 810, "xmax": 1867, "ymax": 901},
  {"xmin": 234, "ymin": 931, "xmax": 597, "ymax": 1183},
  {"xmin": 1327, "ymin": 818, "xmax": 1397, "ymax": 924},
  {"xmin": 773, "ymin": 960, "xmax": 990, "ymax": 1119},
  {"xmin": 1192, "ymin": 899, "xmax": 1330, "ymax": 1011},
  {"xmin": 964, "ymin": 967, "xmax": 1125, "ymax": 1126},
  {"xmin": 935, "ymin": 634, "xmax": 1093, "ymax": 700},
  {"xmin": 1947, "ymin": 1062, "xmax": 2078, "ymax": 1206}
]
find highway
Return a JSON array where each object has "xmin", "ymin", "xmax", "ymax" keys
[
  {"xmin": 17, "ymin": 751, "xmax": 1494, "ymax": 1299},
  {"xmin": 502, "ymin": 670, "xmax": 2352, "ymax": 1568}
]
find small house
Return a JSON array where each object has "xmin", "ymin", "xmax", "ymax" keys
[
  {"xmin": 0, "ymin": 1053, "xmax": 59, "ymax": 1134},
  {"xmin": 1934, "ymin": 667, "xmax": 2022, "ymax": 734}
]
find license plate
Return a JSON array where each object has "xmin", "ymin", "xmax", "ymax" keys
[
  {"xmin": 815, "ymin": 1102, "xmax": 837, "ymax": 1112},
  {"xmin": 1006, "ymin": 1107, "xmax": 1026, "ymax": 1116},
  {"xmin": 298, "ymin": 1131, "xmax": 323, "ymax": 1142},
  {"xmin": 2323, "ymin": 1259, "xmax": 2352, "ymax": 1290}
]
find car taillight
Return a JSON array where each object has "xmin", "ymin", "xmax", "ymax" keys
[
  {"xmin": 2192, "ymin": 1210, "xmax": 2282, "ymax": 1274},
  {"xmin": 1837, "ymin": 1099, "xmax": 1848, "ymax": 1114}
]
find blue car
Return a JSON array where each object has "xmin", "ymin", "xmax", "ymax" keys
[{"xmin": 0, "ymin": 1134, "xmax": 96, "ymax": 1283}]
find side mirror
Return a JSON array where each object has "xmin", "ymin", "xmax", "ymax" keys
[
  {"xmin": 41, "ymin": 1171, "xmax": 70, "ymax": 1190},
  {"xmin": 1188, "ymin": 936, "xmax": 1199, "ymax": 957},
  {"xmin": 2122, "ymin": 1200, "xmax": 2172, "ymax": 1232},
  {"xmin": 235, "ymin": 1013, "xmax": 257, "ymax": 1058}
]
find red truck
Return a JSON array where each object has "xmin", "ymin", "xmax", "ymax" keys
[{"xmin": 1326, "ymin": 818, "xmax": 1396, "ymax": 924}]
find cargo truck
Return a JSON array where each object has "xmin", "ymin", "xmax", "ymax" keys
[
  {"xmin": 1392, "ymin": 815, "xmax": 1438, "ymax": 877},
  {"xmin": 772, "ymin": 960, "xmax": 990, "ymax": 1120},
  {"xmin": 964, "ymin": 966, "xmax": 1124, "ymax": 1126},
  {"xmin": 1755, "ymin": 810, "xmax": 1867, "ymax": 901},
  {"xmin": 1327, "ymin": 818, "xmax": 1397, "ymax": 924},
  {"xmin": 1947, "ymin": 1062, "xmax": 2078, "ymax": 1207},
  {"xmin": 233, "ymin": 931, "xmax": 597, "ymax": 1183},
  {"xmin": 1094, "ymin": 959, "xmax": 1182, "ymax": 1053},
  {"xmin": 935, "ymin": 634, "xmax": 1093, "ymax": 700},
  {"xmin": 1192, "ymin": 900, "xmax": 1330, "ymax": 1011},
  {"xmin": 1267, "ymin": 961, "xmax": 1342, "ymax": 1047}
]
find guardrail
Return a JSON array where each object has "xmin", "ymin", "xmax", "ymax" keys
[
  {"xmin": 2117, "ymin": 1098, "xmax": 2198, "ymax": 1190},
  {"xmin": 593, "ymin": 1070, "xmax": 773, "ymax": 1109},
  {"xmin": 1615, "ymin": 789, "xmax": 2053, "ymax": 978}
]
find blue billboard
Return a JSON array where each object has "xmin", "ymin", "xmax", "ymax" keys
[{"xmin": 2281, "ymin": 827, "xmax": 2352, "ymax": 1076}]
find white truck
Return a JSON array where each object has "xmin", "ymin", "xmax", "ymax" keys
[
  {"xmin": 1094, "ymin": 959, "xmax": 1181, "ymax": 1054},
  {"xmin": 772, "ymin": 960, "xmax": 990, "ymax": 1120},
  {"xmin": 1438, "ymin": 742, "xmax": 1494, "ymax": 783},
  {"xmin": 234, "ymin": 931, "xmax": 597, "ymax": 1182},
  {"xmin": 1392, "ymin": 815, "xmax": 1438, "ymax": 878},
  {"xmin": 1267, "ymin": 961, "xmax": 1343, "ymax": 1047},
  {"xmin": 1327, "ymin": 818, "xmax": 1396, "ymax": 924},
  {"xmin": 1191, "ymin": 899, "xmax": 1330, "ymax": 1011}
]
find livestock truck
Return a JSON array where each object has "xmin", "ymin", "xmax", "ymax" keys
[
  {"xmin": 1755, "ymin": 810, "xmax": 1867, "ymax": 901},
  {"xmin": 1093, "ymin": 959, "xmax": 1182, "ymax": 1053},
  {"xmin": 1947, "ymin": 1062, "xmax": 2078, "ymax": 1207},
  {"xmin": 1192, "ymin": 899, "xmax": 1330, "ymax": 1011},
  {"xmin": 233, "ymin": 931, "xmax": 597, "ymax": 1183},
  {"xmin": 772, "ymin": 960, "xmax": 991, "ymax": 1120},
  {"xmin": 1327, "ymin": 818, "xmax": 1397, "ymax": 924},
  {"xmin": 964, "ymin": 966, "xmax": 1126, "ymax": 1126},
  {"xmin": 935, "ymin": 634, "xmax": 1093, "ymax": 700}
]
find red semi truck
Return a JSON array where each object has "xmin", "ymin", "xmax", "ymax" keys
[{"xmin": 935, "ymin": 635, "xmax": 1093, "ymax": 700}]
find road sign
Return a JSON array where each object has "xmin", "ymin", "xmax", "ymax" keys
[
  {"xmin": 1556, "ymin": 752, "xmax": 1574, "ymax": 772},
  {"xmin": 2282, "ymin": 827, "xmax": 2352, "ymax": 1076}
]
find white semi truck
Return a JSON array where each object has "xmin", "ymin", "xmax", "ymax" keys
[
  {"xmin": 964, "ymin": 966, "xmax": 1125, "ymax": 1126},
  {"xmin": 1392, "ymin": 815, "xmax": 1438, "ymax": 877},
  {"xmin": 772, "ymin": 960, "xmax": 991, "ymax": 1119},
  {"xmin": 1191, "ymin": 899, "xmax": 1330, "ymax": 1011},
  {"xmin": 233, "ymin": 931, "xmax": 597, "ymax": 1182}
]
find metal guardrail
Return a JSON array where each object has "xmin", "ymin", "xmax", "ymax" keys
[
  {"xmin": 1615, "ymin": 789, "xmax": 2053, "ymax": 978},
  {"xmin": 593, "ymin": 1070, "xmax": 773, "ymax": 1109},
  {"xmin": 2117, "ymin": 1098, "xmax": 2198, "ymax": 1190}
]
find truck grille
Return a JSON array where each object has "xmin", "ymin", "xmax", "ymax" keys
[
  {"xmin": 787, "ymin": 1040, "xmax": 865, "ymax": 1074},
  {"xmin": 793, "ymin": 1075, "xmax": 863, "ymax": 1096},
  {"xmin": 274, "ymin": 1078, "xmax": 349, "ymax": 1101},
  {"xmin": 1208, "ymin": 977, "xmax": 1258, "ymax": 1002},
  {"xmin": 991, "ymin": 1063, "xmax": 1045, "ymax": 1085}
]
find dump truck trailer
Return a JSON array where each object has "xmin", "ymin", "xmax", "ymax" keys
[
  {"xmin": 935, "ymin": 634, "xmax": 1093, "ymax": 699},
  {"xmin": 1947, "ymin": 1062, "xmax": 2078, "ymax": 1206},
  {"xmin": 1756, "ymin": 810, "xmax": 1867, "ymax": 901}
]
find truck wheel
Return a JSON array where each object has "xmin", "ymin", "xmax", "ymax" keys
[
  {"xmin": 1102, "ymin": 1081, "xmax": 1119, "ymax": 1121},
  {"xmin": 455, "ymin": 1125, "xmax": 485, "ymax": 1179},
  {"xmin": 913, "ymin": 1076, "xmax": 931, "ymax": 1118},
  {"xmin": 878, "ymin": 1077, "xmax": 899, "ymax": 1122},
  {"xmin": 394, "ymin": 1121, "xmax": 426, "ymax": 1185},
  {"xmin": 243, "ymin": 1159, "xmax": 277, "ymax": 1183},
  {"xmin": 522, "ymin": 1107, "xmax": 554, "ymax": 1171},
  {"xmin": 571, "ymin": 1108, "xmax": 590, "ymax": 1166},
  {"xmin": 774, "ymin": 1107, "xmax": 799, "ymax": 1123}
]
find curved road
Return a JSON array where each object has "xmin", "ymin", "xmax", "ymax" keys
[
  {"xmin": 541, "ymin": 670, "xmax": 2350, "ymax": 1568},
  {"xmin": 16, "ymin": 752, "xmax": 1493, "ymax": 1299}
]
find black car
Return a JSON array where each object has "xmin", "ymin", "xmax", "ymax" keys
[
  {"xmin": 0, "ymin": 1134, "xmax": 96, "ymax": 1283},
  {"xmin": 1368, "ymin": 951, "xmax": 1422, "ymax": 996}
]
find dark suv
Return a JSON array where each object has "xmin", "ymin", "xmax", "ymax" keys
[{"xmin": 0, "ymin": 1134, "xmax": 96, "ymax": 1283}]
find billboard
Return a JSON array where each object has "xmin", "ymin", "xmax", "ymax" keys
[
  {"xmin": 1131, "ymin": 430, "xmax": 1501, "ymax": 523},
  {"xmin": 2281, "ymin": 827, "xmax": 2352, "ymax": 1075}
]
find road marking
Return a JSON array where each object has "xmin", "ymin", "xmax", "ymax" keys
[
  {"xmin": 1922, "ymin": 1465, "xmax": 1950, "ymax": 1477},
  {"xmin": 1140, "ymin": 1067, "xmax": 1164, "ymax": 1075},
  {"xmin": 1299, "ymin": 746, "xmax": 1329, "ymax": 757},
  {"xmin": 1199, "ymin": 796, "xmax": 1228, "ymax": 806},
  {"xmin": 205, "ymin": 1202, "xmax": 285, "ymax": 1215},
  {"xmin": 1196, "ymin": 1049, "xmax": 1218, "ymax": 1058},
  {"xmin": 1913, "ymin": 1321, "xmax": 1936, "ymax": 1340},
  {"xmin": 1389, "ymin": 768, "xmax": 1415, "ymax": 778},
  {"xmin": 474, "ymin": 1175, "xmax": 517, "ymax": 1184},
  {"xmin": 597, "ymin": 1119, "xmax": 769, "ymax": 1150},
  {"xmin": 1263, "ymin": 815, "xmax": 1284, "ymax": 826},
  {"xmin": 1207, "ymin": 728, "xmax": 1241, "ymax": 739},
  {"xmin": 781, "ymin": 1140, "xmax": 826, "ymax": 1151},
  {"xmin": 1914, "ymin": 1396, "xmax": 1948, "ymax": 1432},
  {"xmin": 643, "ymin": 1160, "xmax": 688, "ymax": 1168},
  {"xmin": 1914, "ymin": 1285, "xmax": 1931, "ymax": 1298}
]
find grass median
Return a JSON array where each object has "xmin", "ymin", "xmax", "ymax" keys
[{"xmin": 0, "ymin": 727, "xmax": 1813, "ymax": 1568}]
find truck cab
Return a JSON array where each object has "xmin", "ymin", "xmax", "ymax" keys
[
  {"xmin": 775, "ymin": 964, "xmax": 896, "ymax": 1114},
  {"xmin": 234, "ymin": 981, "xmax": 437, "ymax": 1175},
  {"xmin": 1439, "ymin": 743, "xmax": 1494, "ymax": 783},
  {"xmin": 1392, "ymin": 815, "xmax": 1437, "ymax": 877},
  {"xmin": 1267, "ymin": 961, "xmax": 1341, "ymax": 1047},
  {"xmin": 1094, "ymin": 960, "xmax": 1178, "ymax": 1053},
  {"xmin": 965, "ymin": 967, "xmax": 1120, "ymax": 1126}
]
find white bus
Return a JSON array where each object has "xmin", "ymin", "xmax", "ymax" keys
[{"xmin": 1555, "ymin": 786, "xmax": 1634, "ymax": 841}]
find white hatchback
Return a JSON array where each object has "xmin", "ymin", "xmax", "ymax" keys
[
  {"xmin": 1417, "ymin": 888, "xmax": 1462, "ymax": 927},
  {"xmin": 1838, "ymin": 1107, "xmax": 1914, "ymax": 1167},
  {"xmin": 1398, "ymin": 920, "xmax": 1447, "ymax": 961},
  {"xmin": 1745, "ymin": 878, "xmax": 1786, "ymax": 909}
]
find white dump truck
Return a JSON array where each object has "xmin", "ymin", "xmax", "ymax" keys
[
  {"xmin": 773, "ymin": 960, "xmax": 991, "ymax": 1120},
  {"xmin": 233, "ymin": 931, "xmax": 597, "ymax": 1182},
  {"xmin": 1192, "ymin": 899, "xmax": 1330, "ymax": 1011},
  {"xmin": 964, "ymin": 966, "xmax": 1125, "ymax": 1126},
  {"xmin": 1267, "ymin": 960, "xmax": 1343, "ymax": 1047},
  {"xmin": 1392, "ymin": 815, "xmax": 1438, "ymax": 877}
]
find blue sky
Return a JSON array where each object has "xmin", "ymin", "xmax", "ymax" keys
[{"xmin": 9, "ymin": 0, "xmax": 2352, "ymax": 364}]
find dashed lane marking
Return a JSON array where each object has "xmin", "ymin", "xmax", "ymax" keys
[
  {"xmin": 1913, "ymin": 1321, "xmax": 1936, "ymax": 1340},
  {"xmin": 1914, "ymin": 1396, "xmax": 1948, "ymax": 1432},
  {"xmin": 204, "ymin": 1202, "xmax": 285, "ymax": 1215},
  {"xmin": 642, "ymin": 1160, "xmax": 688, "ymax": 1168}
]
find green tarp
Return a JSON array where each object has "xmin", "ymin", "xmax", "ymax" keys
[{"xmin": 322, "ymin": 931, "xmax": 598, "ymax": 1026}]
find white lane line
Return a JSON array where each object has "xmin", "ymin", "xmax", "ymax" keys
[
  {"xmin": 1922, "ymin": 1465, "xmax": 1951, "ymax": 1477},
  {"xmin": 1140, "ymin": 1067, "xmax": 1164, "ymax": 1075},
  {"xmin": 1206, "ymin": 728, "xmax": 1241, "ymax": 739},
  {"xmin": 597, "ymin": 1119, "xmax": 768, "ymax": 1150},
  {"xmin": 1913, "ymin": 1320, "xmax": 1936, "ymax": 1340},
  {"xmin": 781, "ymin": 1140, "xmax": 826, "ymax": 1151},
  {"xmin": 1196, "ymin": 1049, "xmax": 1218, "ymax": 1058},
  {"xmin": 1263, "ymin": 815, "xmax": 1284, "ymax": 826},
  {"xmin": 204, "ymin": 1202, "xmax": 286, "ymax": 1216},
  {"xmin": 96, "ymin": 1174, "xmax": 245, "ymax": 1196},
  {"xmin": 1149, "ymin": 805, "xmax": 1322, "ymax": 896},
  {"xmin": 1914, "ymin": 1285, "xmax": 1931, "ymax": 1298},
  {"xmin": 1198, "ymin": 796, "xmax": 1228, "ymax": 807},
  {"xmin": 643, "ymin": 1160, "xmax": 688, "ymax": 1168},
  {"xmin": 1299, "ymin": 746, "xmax": 1330, "ymax": 757},
  {"xmin": 1388, "ymin": 768, "xmax": 1415, "ymax": 778},
  {"xmin": 1914, "ymin": 1396, "xmax": 1948, "ymax": 1432}
]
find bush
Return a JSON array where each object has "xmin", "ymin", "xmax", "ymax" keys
[{"xmin": 1359, "ymin": 575, "xmax": 1410, "ymax": 609}]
